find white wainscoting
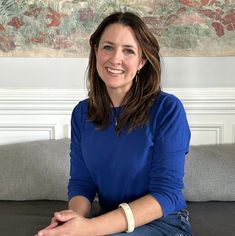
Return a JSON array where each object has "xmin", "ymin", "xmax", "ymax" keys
[{"xmin": 0, "ymin": 88, "xmax": 235, "ymax": 145}]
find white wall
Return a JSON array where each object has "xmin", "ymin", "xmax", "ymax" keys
[
  {"xmin": 0, "ymin": 58, "xmax": 88, "ymax": 89},
  {"xmin": 0, "ymin": 88, "xmax": 235, "ymax": 145},
  {"xmin": 0, "ymin": 57, "xmax": 235, "ymax": 88},
  {"xmin": 161, "ymin": 57, "xmax": 235, "ymax": 88},
  {"xmin": 0, "ymin": 56, "xmax": 235, "ymax": 145}
]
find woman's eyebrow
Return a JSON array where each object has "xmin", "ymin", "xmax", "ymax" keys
[
  {"xmin": 122, "ymin": 45, "xmax": 137, "ymax": 50},
  {"xmin": 101, "ymin": 41, "xmax": 113, "ymax": 45},
  {"xmin": 101, "ymin": 41, "xmax": 137, "ymax": 49}
]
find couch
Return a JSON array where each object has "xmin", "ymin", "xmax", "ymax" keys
[{"xmin": 0, "ymin": 138, "xmax": 234, "ymax": 236}]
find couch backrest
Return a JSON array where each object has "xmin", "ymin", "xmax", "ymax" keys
[
  {"xmin": 0, "ymin": 139, "xmax": 234, "ymax": 202},
  {"xmin": 0, "ymin": 138, "xmax": 70, "ymax": 201},
  {"xmin": 184, "ymin": 144, "xmax": 235, "ymax": 201}
]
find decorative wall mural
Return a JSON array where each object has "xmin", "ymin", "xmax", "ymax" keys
[{"xmin": 0, "ymin": 0, "xmax": 234, "ymax": 57}]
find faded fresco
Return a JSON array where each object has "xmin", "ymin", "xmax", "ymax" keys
[{"xmin": 0, "ymin": 0, "xmax": 234, "ymax": 57}]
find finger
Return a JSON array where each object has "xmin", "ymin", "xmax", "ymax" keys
[
  {"xmin": 35, "ymin": 217, "xmax": 59, "ymax": 236},
  {"xmin": 37, "ymin": 223, "xmax": 67, "ymax": 236},
  {"xmin": 41, "ymin": 217, "xmax": 59, "ymax": 230},
  {"xmin": 54, "ymin": 210, "xmax": 78, "ymax": 223},
  {"xmin": 54, "ymin": 209, "xmax": 74, "ymax": 216},
  {"xmin": 44, "ymin": 221, "xmax": 58, "ymax": 230}
]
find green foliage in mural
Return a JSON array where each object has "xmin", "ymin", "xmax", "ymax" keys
[
  {"xmin": 0, "ymin": 0, "xmax": 234, "ymax": 56},
  {"xmin": 0, "ymin": 0, "xmax": 28, "ymax": 18}
]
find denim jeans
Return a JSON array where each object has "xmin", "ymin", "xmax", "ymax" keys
[{"xmin": 109, "ymin": 209, "xmax": 192, "ymax": 236}]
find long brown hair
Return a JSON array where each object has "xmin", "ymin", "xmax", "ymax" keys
[{"xmin": 87, "ymin": 12, "xmax": 161, "ymax": 134}]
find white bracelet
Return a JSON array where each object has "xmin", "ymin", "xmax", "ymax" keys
[{"xmin": 119, "ymin": 203, "xmax": 135, "ymax": 233}]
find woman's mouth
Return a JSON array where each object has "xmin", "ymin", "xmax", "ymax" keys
[{"xmin": 106, "ymin": 67, "xmax": 124, "ymax": 75}]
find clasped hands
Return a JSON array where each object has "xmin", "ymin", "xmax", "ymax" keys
[{"xmin": 35, "ymin": 209, "xmax": 94, "ymax": 236}]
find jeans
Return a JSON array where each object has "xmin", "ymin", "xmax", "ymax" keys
[{"xmin": 109, "ymin": 209, "xmax": 192, "ymax": 236}]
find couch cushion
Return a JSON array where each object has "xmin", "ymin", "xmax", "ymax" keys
[
  {"xmin": 187, "ymin": 201, "xmax": 235, "ymax": 236},
  {"xmin": 184, "ymin": 144, "xmax": 235, "ymax": 201},
  {"xmin": 0, "ymin": 200, "xmax": 68, "ymax": 235},
  {"xmin": 0, "ymin": 138, "xmax": 70, "ymax": 201}
]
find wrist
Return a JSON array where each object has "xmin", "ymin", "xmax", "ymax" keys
[
  {"xmin": 119, "ymin": 203, "xmax": 135, "ymax": 233},
  {"xmin": 88, "ymin": 217, "xmax": 101, "ymax": 236},
  {"xmin": 69, "ymin": 196, "xmax": 91, "ymax": 217}
]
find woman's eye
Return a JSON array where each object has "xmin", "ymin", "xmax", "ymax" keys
[
  {"xmin": 103, "ymin": 45, "xmax": 112, "ymax": 50},
  {"xmin": 124, "ymin": 48, "xmax": 135, "ymax": 54}
]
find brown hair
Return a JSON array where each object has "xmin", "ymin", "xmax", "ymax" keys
[{"xmin": 87, "ymin": 11, "xmax": 161, "ymax": 134}]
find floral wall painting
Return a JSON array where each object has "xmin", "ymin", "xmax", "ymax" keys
[{"xmin": 0, "ymin": 0, "xmax": 234, "ymax": 57}]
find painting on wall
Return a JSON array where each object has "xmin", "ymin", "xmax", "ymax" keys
[{"xmin": 0, "ymin": 0, "xmax": 234, "ymax": 57}]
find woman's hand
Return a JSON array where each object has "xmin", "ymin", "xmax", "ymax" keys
[{"xmin": 35, "ymin": 209, "xmax": 94, "ymax": 236}]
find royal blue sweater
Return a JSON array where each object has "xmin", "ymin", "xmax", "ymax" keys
[{"xmin": 68, "ymin": 92, "xmax": 191, "ymax": 217}]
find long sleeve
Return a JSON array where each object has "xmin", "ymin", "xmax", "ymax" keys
[
  {"xmin": 149, "ymin": 94, "xmax": 191, "ymax": 216},
  {"xmin": 67, "ymin": 103, "xmax": 97, "ymax": 203}
]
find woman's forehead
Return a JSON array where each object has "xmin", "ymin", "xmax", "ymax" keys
[{"xmin": 99, "ymin": 23, "xmax": 141, "ymax": 48}]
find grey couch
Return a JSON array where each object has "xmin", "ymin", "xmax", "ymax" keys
[{"xmin": 0, "ymin": 139, "xmax": 234, "ymax": 236}]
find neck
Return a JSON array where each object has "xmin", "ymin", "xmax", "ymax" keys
[
  {"xmin": 108, "ymin": 91, "xmax": 125, "ymax": 108},
  {"xmin": 110, "ymin": 97, "xmax": 123, "ymax": 107}
]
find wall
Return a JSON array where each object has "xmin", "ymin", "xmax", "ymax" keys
[
  {"xmin": 0, "ymin": 57, "xmax": 235, "ymax": 145},
  {"xmin": 0, "ymin": 57, "xmax": 235, "ymax": 88}
]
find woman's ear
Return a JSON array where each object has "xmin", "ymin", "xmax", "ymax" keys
[{"xmin": 138, "ymin": 57, "xmax": 147, "ymax": 70}]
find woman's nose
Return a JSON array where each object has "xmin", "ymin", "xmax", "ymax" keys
[{"xmin": 110, "ymin": 49, "xmax": 123, "ymax": 65}]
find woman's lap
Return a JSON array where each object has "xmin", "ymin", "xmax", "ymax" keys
[{"xmin": 109, "ymin": 209, "xmax": 192, "ymax": 236}]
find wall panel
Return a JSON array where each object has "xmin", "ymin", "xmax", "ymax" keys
[{"xmin": 0, "ymin": 88, "xmax": 234, "ymax": 145}]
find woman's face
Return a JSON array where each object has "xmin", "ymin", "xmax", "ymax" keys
[{"xmin": 95, "ymin": 23, "xmax": 146, "ymax": 95}]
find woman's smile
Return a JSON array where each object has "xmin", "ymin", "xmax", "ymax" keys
[{"xmin": 106, "ymin": 67, "xmax": 124, "ymax": 75}]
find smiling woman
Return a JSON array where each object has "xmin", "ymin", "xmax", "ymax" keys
[
  {"xmin": 87, "ymin": 12, "xmax": 162, "ymax": 135},
  {"xmin": 35, "ymin": 12, "xmax": 192, "ymax": 236},
  {"xmin": 95, "ymin": 23, "xmax": 146, "ymax": 106}
]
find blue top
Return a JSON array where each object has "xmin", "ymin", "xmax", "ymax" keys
[{"xmin": 68, "ymin": 92, "xmax": 191, "ymax": 217}]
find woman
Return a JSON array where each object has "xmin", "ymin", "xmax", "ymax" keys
[{"xmin": 36, "ymin": 11, "xmax": 192, "ymax": 236}]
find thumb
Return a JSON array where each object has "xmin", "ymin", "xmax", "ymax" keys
[{"xmin": 54, "ymin": 210, "xmax": 78, "ymax": 222}]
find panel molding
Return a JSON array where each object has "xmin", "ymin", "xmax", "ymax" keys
[
  {"xmin": 0, "ymin": 88, "xmax": 235, "ymax": 145},
  {"xmin": 0, "ymin": 87, "xmax": 235, "ymax": 115},
  {"xmin": 0, "ymin": 123, "xmax": 57, "ymax": 145},
  {"xmin": 233, "ymin": 124, "xmax": 235, "ymax": 143},
  {"xmin": 189, "ymin": 123, "xmax": 224, "ymax": 145},
  {"xmin": 165, "ymin": 87, "xmax": 235, "ymax": 114},
  {"xmin": 63, "ymin": 124, "xmax": 71, "ymax": 139},
  {"xmin": 0, "ymin": 89, "xmax": 86, "ymax": 115},
  {"xmin": 0, "ymin": 124, "xmax": 56, "ymax": 136}
]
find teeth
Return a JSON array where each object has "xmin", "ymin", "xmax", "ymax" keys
[{"xmin": 107, "ymin": 67, "xmax": 123, "ymax": 74}]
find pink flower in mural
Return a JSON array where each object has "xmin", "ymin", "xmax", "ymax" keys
[
  {"xmin": 0, "ymin": 24, "xmax": 5, "ymax": 31},
  {"xmin": 31, "ymin": 32, "xmax": 46, "ymax": 43},
  {"xmin": 79, "ymin": 8, "xmax": 94, "ymax": 21},
  {"xmin": 212, "ymin": 22, "xmax": 224, "ymax": 37},
  {"xmin": 175, "ymin": 13, "xmax": 205, "ymax": 25},
  {"xmin": 226, "ymin": 22, "xmax": 235, "ymax": 31},
  {"xmin": 165, "ymin": 14, "xmax": 178, "ymax": 26},
  {"xmin": 198, "ymin": 9, "xmax": 222, "ymax": 21},
  {"xmin": 180, "ymin": 0, "xmax": 216, "ymax": 7},
  {"xmin": 176, "ymin": 7, "xmax": 187, "ymax": 15},
  {"xmin": 142, "ymin": 16, "xmax": 167, "ymax": 36},
  {"xmin": 201, "ymin": 0, "xmax": 217, "ymax": 6},
  {"xmin": 7, "ymin": 17, "xmax": 24, "ymax": 29},
  {"xmin": 24, "ymin": 7, "xmax": 42, "ymax": 18},
  {"xmin": 53, "ymin": 35, "xmax": 73, "ymax": 49},
  {"xmin": 46, "ymin": 7, "xmax": 64, "ymax": 27},
  {"xmin": 221, "ymin": 10, "xmax": 235, "ymax": 31},
  {"xmin": 198, "ymin": 8, "xmax": 235, "ymax": 36},
  {"xmin": 142, "ymin": 16, "xmax": 162, "ymax": 26},
  {"xmin": 0, "ymin": 35, "xmax": 16, "ymax": 52}
]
